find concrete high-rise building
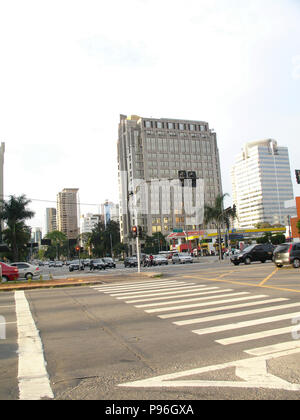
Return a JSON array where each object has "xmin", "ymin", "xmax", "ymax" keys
[
  {"xmin": 80, "ymin": 213, "xmax": 102, "ymax": 234},
  {"xmin": 46, "ymin": 208, "xmax": 57, "ymax": 234},
  {"xmin": 117, "ymin": 115, "xmax": 223, "ymax": 251},
  {"xmin": 231, "ymin": 139, "xmax": 294, "ymax": 228},
  {"xmin": 56, "ymin": 188, "xmax": 79, "ymax": 239}
]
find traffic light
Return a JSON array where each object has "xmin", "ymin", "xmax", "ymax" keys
[
  {"xmin": 138, "ymin": 226, "xmax": 143, "ymax": 238},
  {"xmin": 75, "ymin": 245, "xmax": 80, "ymax": 252},
  {"xmin": 296, "ymin": 170, "xmax": 300, "ymax": 184},
  {"xmin": 132, "ymin": 226, "xmax": 138, "ymax": 238}
]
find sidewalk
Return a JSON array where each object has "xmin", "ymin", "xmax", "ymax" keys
[{"xmin": 0, "ymin": 271, "xmax": 163, "ymax": 292}]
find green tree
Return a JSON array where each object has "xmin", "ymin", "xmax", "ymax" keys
[
  {"xmin": 297, "ymin": 220, "xmax": 300, "ymax": 235},
  {"xmin": 0, "ymin": 195, "xmax": 35, "ymax": 261},
  {"xmin": 204, "ymin": 194, "xmax": 237, "ymax": 260},
  {"xmin": 45, "ymin": 230, "xmax": 67, "ymax": 260}
]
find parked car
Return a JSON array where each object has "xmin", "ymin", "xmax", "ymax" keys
[
  {"xmin": 69, "ymin": 260, "xmax": 85, "ymax": 271},
  {"xmin": 124, "ymin": 257, "xmax": 138, "ymax": 268},
  {"xmin": 90, "ymin": 259, "xmax": 106, "ymax": 270},
  {"xmin": 172, "ymin": 253, "xmax": 193, "ymax": 264},
  {"xmin": 102, "ymin": 258, "xmax": 116, "ymax": 268},
  {"xmin": 273, "ymin": 242, "xmax": 300, "ymax": 268},
  {"xmin": 54, "ymin": 261, "xmax": 63, "ymax": 267},
  {"xmin": 0, "ymin": 262, "xmax": 19, "ymax": 282},
  {"xmin": 83, "ymin": 259, "xmax": 91, "ymax": 267},
  {"xmin": 48, "ymin": 261, "xmax": 55, "ymax": 267},
  {"xmin": 10, "ymin": 262, "xmax": 40, "ymax": 280},
  {"xmin": 153, "ymin": 255, "xmax": 168, "ymax": 266},
  {"xmin": 230, "ymin": 243, "xmax": 274, "ymax": 265}
]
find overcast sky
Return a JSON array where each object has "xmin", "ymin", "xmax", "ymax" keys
[{"xmin": 1, "ymin": 0, "xmax": 300, "ymax": 232}]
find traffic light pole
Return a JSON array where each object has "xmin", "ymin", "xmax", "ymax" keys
[{"xmin": 136, "ymin": 236, "xmax": 141, "ymax": 273}]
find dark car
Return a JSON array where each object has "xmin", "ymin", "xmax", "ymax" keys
[
  {"xmin": 90, "ymin": 259, "xmax": 106, "ymax": 270},
  {"xmin": 273, "ymin": 242, "xmax": 300, "ymax": 268},
  {"xmin": 124, "ymin": 257, "xmax": 138, "ymax": 268},
  {"xmin": 102, "ymin": 258, "xmax": 116, "ymax": 268},
  {"xmin": 230, "ymin": 243, "xmax": 274, "ymax": 265},
  {"xmin": 69, "ymin": 260, "xmax": 85, "ymax": 271}
]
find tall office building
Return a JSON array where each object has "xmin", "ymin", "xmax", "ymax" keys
[
  {"xmin": 80, "ymin": 213, "xmax": 102, "ymax": 234},
  {"xmin": 117, "ymin": 115, "xmax": 223, "ymax": 251},
  {"xmin": 46, "ymin": 208, "xmax": 57, "ymax": 234},
  {"xmin": 101, "ymin": 200, "xmax": 120, "ymax": 227},
  {"xmin": 56, "ymin": 188, "xmax": 79, "ymax": 239},
  {"xmin": 231, "ymin": 139, "xmax": 294, "ymax": 228}
]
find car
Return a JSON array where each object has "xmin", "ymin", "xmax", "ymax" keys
[
  {"xmin": 83, "ymin": 259, "xmax": 91, "ymax": 267},
  {"xmin": 0, "ymin": 262, "xmax": 19, "ymax": 282},
  {"xmin": 90, "ymin": 259, "xmax": 106, "ymax": 270},
  {"xmin": 273, "ymin": 242, "xmax": 300, "ymax": 268},
  {"xmin": 153, "ymin": 255, "xmax": 168, "ymax": 266},
  {"xmin": 69, "ymin": 260, "xmax": 85, "ymax": 271},
  {"xmin": 9, "ymin": 262, "xmax": 39, "ymax": 280},
  {"xmin": 102, "ymin": 258, "xmax": 116, "ymax": 268},
  {"xmin": 124, "ymin": 257, "xmax": 138, "ymax": 268},
  {"xmin": 48, "ymin": 261, "xmax": 55, "ymax": 267},
  {"xmin": 230, "ymin": 243, "xmax": 274, "ymax": 265},
  {"xmin": 172, "ymin": 253, "xmax": 193, "ymax": 264},
  {"xmin": 54, "ymin": 261, "xmax": 64, "ymax": 267}
]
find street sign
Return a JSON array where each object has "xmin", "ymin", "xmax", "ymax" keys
[{"xmin": 173, "ymin": 229, "xmax": 183, "ymax": 233}]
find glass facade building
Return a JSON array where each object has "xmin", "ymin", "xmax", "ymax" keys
[{"xmin": 231, "ymin": 139, "xmax": 294, "ymax": 228}]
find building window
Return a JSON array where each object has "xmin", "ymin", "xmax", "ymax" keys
[
  {"xmin": 179, "ymin": 123, "xmax": 185, "ymax": 130},
  {"xmin": 168, "ymin": 122, "xmax": 174, "ymax": 129}
]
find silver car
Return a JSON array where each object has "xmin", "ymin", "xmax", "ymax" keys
[
  {"xmin": 172, "ymin": 253, "xmax": 193, "ymax": 264},
  {"xmin": 10, "ymin": 262, "xmax": 40, "ymax": 280}
]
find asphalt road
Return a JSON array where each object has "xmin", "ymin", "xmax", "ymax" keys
[{"xmin": 1, "ymin": 261, "xmax": 300, "ymax": 401}]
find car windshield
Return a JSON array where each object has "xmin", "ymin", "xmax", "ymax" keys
[
  {"xmin": 274, "ymin": 244, "xmax": 290, "ymax": 253},
  {"xmin": 241, "ymin": 245, "xmax": 256, "ymax": 253}
]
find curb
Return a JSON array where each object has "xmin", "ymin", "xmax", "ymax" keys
[{"xmin": 0, "ymin": 272, "xmax": 164, "ymax": 292}]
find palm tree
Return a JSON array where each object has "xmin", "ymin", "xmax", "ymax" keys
[
  {"xmin": 0, "ymin": 195, "xmax": 35, "ymax": 261},
  {"xmin": 45, "ymin": 230, "xmax": 68, "ymax": 260},
  {"xmin": 204, "ymin": 194, "xmax": 237, "ymax": 260}
]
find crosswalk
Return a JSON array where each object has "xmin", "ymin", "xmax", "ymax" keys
[{"xmin": 90, "ymin": 279, "xmax": 300, "ymax": 357}]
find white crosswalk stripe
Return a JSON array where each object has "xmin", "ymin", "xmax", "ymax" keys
[{"xmin": 91, "ymin": 279, "xmax": 300, "ymax": 357}]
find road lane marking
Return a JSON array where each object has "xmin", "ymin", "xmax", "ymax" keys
[
  {"xmin": 183, "ymin": 275, "xmax": 300, "ymax": 293},
  {"xmin": 118, "ymin": 348, "xmax": 300, "ymax": 391},
  {"xmin": 192, "ymin": 311, "xmax": 300, "ymax": 336},
  {"xmin": 245, "ymin": 340, "xmax": 300, "ymax": 356},
  {"xmin": 94, "ymin": 280, "xmax": 185, "ymax": 292},
  {"xmin": 175, "ymin": 302, "xmax": 300, "ymax": 326},
  {"xmin": 216, "ymin": 326, "xmax": 295, "ymax": 345},
  {"xmin": 15, "ymin": 291, "xmax": 54, "ymax": 400},
  {"xmin": 126, "ymin": 288, "xmax": 233, "ymax": 304},
  {"xmin": 146, "ymin": 294, "xmax": 271, "ymax": 314},
  {"xmin": 116, "ymin": 285, "xmax": 216, "ymax": 300},
  {"xmin": 133, "ymin": 290, "xmax": 234, "ymax": 307},
  {"xmin": 158, "ymin": 298, "xmax": 287, "ymax": 319},
  {"xmin": 259, "ymin": 268, "xmax": 279, "ymax": 287},
  {"xmin": 108, "ymin": 282, "xmax": 192, "ymax": 295}
]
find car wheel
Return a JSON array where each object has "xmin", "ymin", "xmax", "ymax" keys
[
  {"xmin": 276, "ymin": 264, "xmax": 283, "ymax": 268},
  {"xmin": 293, "ymin": 259, "xmax": 300, "ymax": 269},
  {"xmin": 1, "ymin": 276, "xmax": 8, "ymax": 282},
  {"xmin": 260, "ymin": 260, "xmax": 266, "ymax": 264},
  {"xmin": 233, "ymin": 262, "xmax": 239, "ymax": 266},
  {"xmin": 25, "ymin": 273, "xmax": 33, "ymax": 280},
  {"xmin": 244, "ymin": 257, "xmax": 251, "ymax": 265}
]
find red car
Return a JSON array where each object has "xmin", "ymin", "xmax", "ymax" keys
[{"xmin": 0, "ymin": 262, "xmax": 19, "ymax": 282}]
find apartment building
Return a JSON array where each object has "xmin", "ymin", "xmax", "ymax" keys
[
  {"xmin": 231, "ymin": 139, "xmax": 294, "ymax": 228},
  {"xmin": 46, "ymin": 208, "xmax": 57, "ymax": 234},
  {"xmin": 117, "ymin": 115, "xmax": 223, "ymax": 251},
  {"xmin": 56, "ymin": 188, "xmax": 79, "ymax": 239}
]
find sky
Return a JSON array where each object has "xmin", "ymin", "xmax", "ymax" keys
[{"xmin": 0, "ymin": 0, "xmax": 300, "ymax": 233}]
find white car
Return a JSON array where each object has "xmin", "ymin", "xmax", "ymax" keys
[
  {"xmin": 172, "ymin": 253, "xmax": 193, "ymax": 264},
  {"xmin": 10, "ymin": 262, "xmax": 40, "ymax": 279},
  {"xmin": 153, "ymin": 255, "xmax": 168, "ymax": 266}
]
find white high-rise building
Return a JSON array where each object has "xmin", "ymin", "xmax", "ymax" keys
[{"xmin": 231, "ymin": 139, "xmax": 294, "ymax": 228}]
